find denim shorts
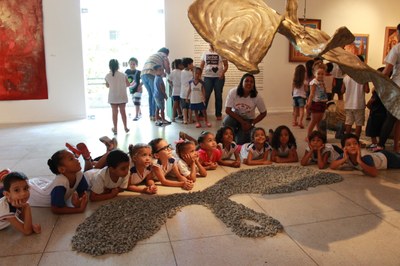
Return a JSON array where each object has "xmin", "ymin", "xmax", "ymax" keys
[
  {"xmin": 155, "ymin": 97, "xmax": 165, "ymax": 110},
  {"xmin": 293, "ymin": 97, "xmax": 306, "ymax": 107}
]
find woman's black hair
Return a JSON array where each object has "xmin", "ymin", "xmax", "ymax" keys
[
  {"xmin": 236, "ymin": 73, "xmax": 257, "ymax": 98},
  {"xmin": 158, "ymin": 47, "xmax": 170, "ymax": 55},
  {"xmin": 47, "ymin": 149, "xmax": 67, "ymax": 174},
  {"xmin": 109, "ymin": 59, "xmax": 119, "ymax": 76},
  {"xmin": 271, "ymin": 125, "xmax": 297, "ymax": 149},
  {"xmin": 3, "ymin": 172, "xmax": 28, "ymax": 192},
  {"xmin": 106, "ymin": 149, "xmax": 130, "ymax": 168},
  {"xmin": 215, "ymin": 126, "xmax": 235, "ymax": 144}
]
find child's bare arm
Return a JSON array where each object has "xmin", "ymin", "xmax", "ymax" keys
[
  {"xmin": 300, "ymin": 148, "xmax": 313, "ymax": 166},
  {"xmin": 51, "ymin": 192, "xmax": 88, "ymax": 214},
  {"xmin": 89, "ymin": 188, "xmax": 119, "ymax": 202},
  {"xmin": 7, "ymin": 202, "xmax": 40, "ymax": 235},
  {"xmin": 317, "ymin": 149, "xmax": 330, "ymax": 169}
]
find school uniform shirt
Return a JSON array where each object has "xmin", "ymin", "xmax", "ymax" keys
[
  {"xmin": 28, "ymin": 172, "xmax": 89, "ymax": 207},
  {"xmin": 169, "ymin": 69, "xmax": 182, "ymax": 96},
  {"xmin": 188, "ymin": 79, "xmax": 205, "ymax": 104},
  {"xmin": 84, "ymin": 167, "xmax": 129, "ymax": 195},
  {"xmin": 305, "ymin": 143, "xmax": 341, "ymax": 164},
  {"xmin": 180, "ymin": 69, "xmax": 193, "ymax": 99},
  {"xmin": 176, "ymin": 159, "xmax": 199, "ymax": 177},
  {"xmin": 334, "ymin": 154, "xmax": 375, "ymax": 171},
  {"xmin": 240, "ymin": 142, "xmax": 272, "ymax": 161},
  {"xmin": 105, "ymin": 71, "xmax": 128, "ymax": 104},
  {"xmin": 343, "ymin": 75, "xmax": 366, "ymax": 109},
  {"xmin": 0, "ymin": 196, "xmax": 20, "ymax": 230},
  {"xmin": 152, "ymin": 158, "xmax": 177, "ymax": 179},
  {"xmin": 225, "ymin": 88, "xmax": 266, "ymax": 120},
  {"xmin": 129, "ymin": 165, "xmax": 152, "ymax": 185},
  {"xmin": 274, "ymin": 144, "xmax": 296, "ymax": 158},
  {"xmin": 218, "ymin": 142, "xmax": 240, "ymax": 160}
]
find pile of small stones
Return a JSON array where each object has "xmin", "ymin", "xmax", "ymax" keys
[{"xmin": 72, "ymin": 165, "xmax": 343, "ymax": 256}]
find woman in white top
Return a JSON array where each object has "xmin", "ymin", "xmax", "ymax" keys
[
  {"xmin": 223, "ymin": 73, "xmax": 267, "ymax": 144},
  {"xmin": 105, "ymin": 59, "xmax": 130, "ymax": 135}
]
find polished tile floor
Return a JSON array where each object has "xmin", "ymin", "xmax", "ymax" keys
[{"xmin": 1, "ymin": 109, "xmax": 400, "ymax": 266}]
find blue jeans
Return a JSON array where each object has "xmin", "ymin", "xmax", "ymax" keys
[
  {"xmin": 204, "ymin": 77, "xmax": 225, "ymax": 117},
  {"xmin": 222, "ymin": 115, "xmax": 253, "ymax": 145},
  {"xmin": 141, "ymin": 74, "xmax": 156, "ymax": 117}
]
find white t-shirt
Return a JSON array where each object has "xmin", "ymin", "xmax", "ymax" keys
[
  {"xmin": 169, "ymin": 69, "xmax": 182, "ymax": 96},
  {"xmin": 201, "ymin": 51, "xmax": 226, "ymax": 78},
  {"xmin": 225, "ymin": 88, "xmax": 266, "ymax": 120},
  {"xmin": 293, "ymin": 80, "xmax": 308, "ymax": 98},
  {"xmin": 0, "ymin": 197, "xmax": 19, "ymax": 230},
  {"xmin": 85, "ymin": 167, "xmax": 129, "ymax": 194},
  {"xmin": 385, "ymin": 43, "xmax": 400, "ymax": 86},
  {"xmin": 105, "ymin": 71, "xmax": 128, "ymax": 104},
  {"xmin": 180, "ymin": 69, "xmax": 193, "ymax": 99},
  {"xmin": 343, "ymin": 75, "xmax": 366, "ymax": 109}
]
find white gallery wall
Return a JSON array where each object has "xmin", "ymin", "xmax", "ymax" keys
[{"xmin": 0, "ymin": 0, "xmax": 399, "ymax": 123}]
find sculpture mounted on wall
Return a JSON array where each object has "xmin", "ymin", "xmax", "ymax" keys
[{"xmin": 188, "ymin": 0, "xmax": 400, "ymax": 119}]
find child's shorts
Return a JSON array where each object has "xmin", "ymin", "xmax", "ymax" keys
[
  {"xmin": 132, "ymin": 92, "xmax": 142, "ymax": 106},
  {"xmin": 310, "ymin": 101, "xmax": 326, "ymax": 113},
  {"xmin": 173, "ymin": 96, "xmax": 181, "ymax": 101},
  {"xmin": 190, "ymin": 102, "xmax": 206, "ymax": 111},
  {"xmin": 345, "ymin": 109, "xmax": 365, "ymax": 126},
  {"xmin": 155, "ymin": 97, "xmax": 165, "ymax": 110},
  {"xmin": 293, "ymin": 97, "xmax": 306, "ymax": 107},
  {"xmin": 180, "ymin": 98, "xmax": 190, "ymax": 109}
]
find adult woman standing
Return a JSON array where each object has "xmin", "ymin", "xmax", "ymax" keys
[
  {"xmin": 200, "ymin": 44, "xmax": 228, "ymax": 120},
  {"xmin": 141, "ymin": 48, "xmax": 171, "ymax": 121},
  {"xmin": 223, "ymin": 73, "xmax": 267, "ymax": 144}
]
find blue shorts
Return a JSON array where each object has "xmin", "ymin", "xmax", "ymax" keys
[
  {"xmin": 293, "ymin": 97, "xmax": 306, "ymax": 107},
  {"xmin": 173, "ymin": 96, "xmax": 181, "ymax": 101},
  {"xmin": 155, "ymin": 98, "xmax": 165, "ymax": 110},
  {"xmin": 180, "ymin": 98, "xmax": 190, "ymax": 109},
  {"xmin": 190, "ymin": 102, "xmax": 206, "ymax": 111}
]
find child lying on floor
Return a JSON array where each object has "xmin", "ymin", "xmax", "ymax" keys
[
  {"xmin": 0, "ymin": 172, "xmax": 41, "ymax": 235},
  {"xmin": 330, "ymin": 133, "xmax": 400, "ymax": 177}
]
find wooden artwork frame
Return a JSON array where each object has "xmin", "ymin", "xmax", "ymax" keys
[
  {"xmin": 382, "ymin": 27, "xmax": 398, "ymax": 63},
  {"xmin": 344, "ymin": 34, "xmax": 369, "ymax": 63},
  {"xmin": 289, "ymin": 19, "xmax": 321, "ymax": 62}
]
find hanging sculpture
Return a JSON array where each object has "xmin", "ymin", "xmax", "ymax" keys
[{"xmin": 188, "ymin": 0, "xmax": 400, "ymax": 119}]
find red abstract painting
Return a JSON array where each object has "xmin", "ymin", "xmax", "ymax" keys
[{"xmin": 0, "ymin": 0, "xmax": 48, "ymax": 101}]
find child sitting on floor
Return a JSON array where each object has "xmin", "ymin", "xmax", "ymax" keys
[
  {"xmin": 240, "ymin": 127, "xmax": 272, "ymax": 165},
  {"xmin": 175, "ymin": 140, "xmax": 207, "ymax": 182},
  {"xmin": 197, "ymin": 131, "xmax": 221, "ymax": 170},
  {"xmin": 270, "ymin": 125, "xmax": 298, "ymax": 163},
  {"xmin": 84, "ymin": 149, "xmax": 130, "ymax": 201},
  {"xmin": 330, "ymin": 133, "xmax": 400, "ymax": 177},
  {"xmin": 126, "ymin": 144, "xmax": 157, "ymax": 194},
  {"xmin": 0, "ymin": 172, "xmax": 41, "ymax": 235},
  {"xmin": 301, "ymin": 130, "xmax": 342, "ymax": 169},
  {"xmin": 29, "ymin": 149, "xmax": 89, "ymax": 214},
  {"xmin": 215, "ymin": 126, "xmax": 241, "ymax": 168},
  {"xmin": 149, "ymin": 138, "xmax": 194, "ymax": 190}
]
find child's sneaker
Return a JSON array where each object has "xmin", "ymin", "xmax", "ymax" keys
[
  {"xmin": 155, "ymin": 121, "xmax": 163, "ymax": 126},
  {"xmin": 77, "ymin": 143, "xmax": 91, "ymax": 160},
  {"xmin": 163, "ymin": 120, "xmax": 171, "ymax": 125},
  {"xmin": 65, "ymin": 143, "xmax": 82, "ymax": 157},
  {"xmin": 0, "ymin": 168, "xmax": 11, "ymax": 182}
]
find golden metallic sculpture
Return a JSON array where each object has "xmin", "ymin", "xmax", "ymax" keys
[{"xmin": 188, "ymin": 0, "xmax": 400, "ymax": 119}]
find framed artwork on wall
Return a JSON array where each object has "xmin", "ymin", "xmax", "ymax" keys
[
  {"xmin": 0, "ymin": 0, "xmax": 48, "ymax": 101},
  {"xmin": 383, "ymin": 27, "xmax": 398, "ymax": 63},
  {"xmin": 289, "ymin": 19, "xmax": 321, "ymax": 62},
  {"xmin": 344, "ymin": 34, "xmax": 369, "ymax": 63}
]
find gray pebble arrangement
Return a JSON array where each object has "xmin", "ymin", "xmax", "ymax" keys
[{"xmin": 72, "ymin": 165, "xmax": 343, "ymax": 256}]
